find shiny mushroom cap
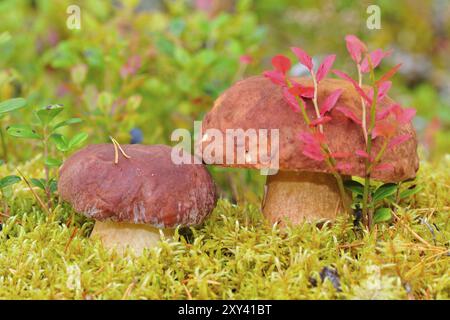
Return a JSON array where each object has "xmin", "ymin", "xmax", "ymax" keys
[{"xmin": 58, "ymin": 144, "xmax": 217, "ymax": 228}]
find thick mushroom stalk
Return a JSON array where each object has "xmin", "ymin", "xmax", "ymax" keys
[
  {"xmin": 91, "ymin": 221, "xmax": 174, "ymax": 255},
  {"xmin": 262, "ymin": 171, "xmax": 351, "ymax": 225}
]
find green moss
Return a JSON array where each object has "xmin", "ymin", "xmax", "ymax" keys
[{"xmin": 0, "ymin": 157, "xmax": 448, "ymax": 299}]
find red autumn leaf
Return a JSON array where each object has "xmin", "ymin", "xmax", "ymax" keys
[
  {"xmin": 303, "ymin": 149, "xmax": 324, "ymax": 161},
  {"xmin": 373, "ymin": 163, "xmax": 394, "ymax": 172},
  {"xmin": 360, "ymin": 49, "xmax": 392, "ymax": 73},
  {"xmin": 298, "ymin": 131, "xmax": 324, "ymax": 161},
  {"xmin": 336, "ymin": 162, "xmax": 353, "ymax": 171},
  {"xmin": 239, "ymin": 55, "xmax": 252, "ymax": 64},
  {"xmin": 298, "ymin": 131, "xmax": 315, "ymax": 145},
  {"xmin": 271, "ymin": 54, "xmax": 291, "ymax": 74},
  {"xmin": 377, "ymin": 81, "xmax": 392, "ymax": 101},
  {"xmin": 311, "ymin": 131, "xmax": 326, "ymax": 144},
  {"xmin": 283, "ymin": 87, "xmax": 301, "ymax": 113},
  {"xmin": 195, "ymin": 0, "xmax": 213, "ymax": 11},
  {"xmin": 316, "ymin": 54, "xmax": 336, "ymax": 82},
  {"xmin": 331, "ymin": 152, "xmax": 352, "ymax": 159},
  {"xmin": 263, "ymin": 70, "xmax": 285, "ymax": 86},
  {"xmin": 336, "ymin": 106, "xmax": 362, "ymax": 125},
  {"xmin": 345, "ymin": 35, "xmax": 367, "ymax": 63},
  {"xmin": 372, "ymin": 122, "xmax": 396, "ymax": 138},
  {"xmin": 291, "ymin": 47, "xmax": 313, "ymax": 71},
  {"xmin": 376, "ymin": 63, "xmax": 402, "ymax": 85},
  {"xmin": 355, "ymin": 149, "xmax": 370, "ymax": 159},
  {"xmin": 388, "ymin": 134, "xmax": 411, "ymax": 149},
  {"xmin": 289, "ymin": 83, "xmax": 315, "ymax": 98},
  {"xmin": 320, "ymin": 89, "xmax": 343, "ymax": 115},
  {"xmin": 120, "ymin": 55, "xmax": 142, "ymax": 78},
  {"xmin": 376, "ymin": 108, "xmax": 392, "ymax": 121},
  {"xmin": 392, "ymin": 105, "xmax": 416, "ymax": 124},
  {"xmin": 400, "ymin": 108, "xmax": 416, "ymax": 124},
  {"xmin": 302, "ymin": 146, "xmax": 325, "ymax": 161},
  {"xmin": 309, "ymin": 116, "xmax": 332, "ymax": 127},
  {"xmin": 332, "ymin": 70, "xmax": 371, "ymax": 103},
  {"xmin": 367, "ymin": 81, "xmax": 392, "ymax": 104}
]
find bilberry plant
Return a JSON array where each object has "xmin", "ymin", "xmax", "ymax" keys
[
  {"xmin": 7, "ymin": 104, "xmax": 87, "ymax": 207},
  {"xmin": 264, "ymin": 35, "xmax": 419, "ymax": 229}
]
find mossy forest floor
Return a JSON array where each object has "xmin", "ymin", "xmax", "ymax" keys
[{"xmin": 0, "ymin": 156, "xmax": 448, "ymax": 300}]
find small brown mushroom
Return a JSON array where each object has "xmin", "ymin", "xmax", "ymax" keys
[
  {"xmin": 58, "ymin": 144, "xmax": 216, "ymax": 254},
  {"xmin": 201, "ymin": 76, "xmax": 418, "ymax": 225}
]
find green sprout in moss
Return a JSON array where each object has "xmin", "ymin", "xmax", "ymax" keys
[
  {"xmin": 7, "ymin": 104, "xmax": 88, "ymax": 207},
  {"xmin": 0, "ymin": 97, "xmax": 27, "ymax": 162}
]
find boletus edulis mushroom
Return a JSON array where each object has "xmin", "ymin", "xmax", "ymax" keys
[
  {"xmin": 201, "ymin": 76, "xmax": 418, "ymax": 225},
  {"xmin": 58, "ymin": 144, "xmax": 216, "ymax": 254}
]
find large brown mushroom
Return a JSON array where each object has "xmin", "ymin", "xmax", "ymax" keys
[
  {"xmin": 200, "ymin": 76, "xmax": 418, "ymax": 225},
  {"xmin": 58, "ymin": 144, "xmax": 216, "ymax": 254}
]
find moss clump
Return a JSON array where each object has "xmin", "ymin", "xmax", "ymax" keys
[{"xmin": 0, "ymin": 157, "xmax": 448, "ymax": 299}]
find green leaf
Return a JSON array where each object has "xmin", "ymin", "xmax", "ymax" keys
[
  {"xmin": 49, "ymin": 179, "xmax": 58, "ymax": 194},
  {"xmin": 45, "ymin": 157, "xmax": 62, "ymax": 168},
  {"xmin": 155, "ymin": 35, "xmax": 175, "ymax": 56},
  {"xmin": 174, "ymin": 47, "xmax": 191, "ymax": 66},
  {"xmin": 169, "ymin": 18, "xmax": 186, "ymax": 36},
  {"xmin": 0, "ymin": 98, "xmax": 27, "ymax": 114},
  {"xmin": 373, "ymin": 207, "xmax": 392, "ymax": 224},
  {"xmin": 52, "ymin": 118, "xmax": 82, "ymax": 131},
  {"xmin": 7, "ymin": 124, "xmax": 41, "ymax": 139},
  {"xmin": 30, "ymin": 178, "xmax": 46, "ymax": 190},
  {"xmin": 125, "ymin": 96, "xmax": 142, "ymax": 111},
  {"xmin": 50, "ymin": 133, "xmax": 69, "ymax": 152},
  {"xmin": 400, "ymin": 186, "xmax": 423, "ymax": 199},
  {"xmin": 2, "ymin": 185, "xmax": 13, "ymax": 198},
  {"xmin": 71, "ymin": 64, "xmax": 87, "ymax": 85},
  {"xmin": 68, "ymin": 132, "xmax": 88, "ymax": 149},
  {"xmin": 36, "ymin": 105, "xmax": 64, "ymax": 125},
  {"xmin": 344, "ymin": 180, "xmax": 364, "ymax": 195},
  {"xmin": 0, "ymin": 31, "xmax": 12, "ymax": 45},
  {"xmin": 0, "ymin": 175, "xmax": 21, "ymax": 189},
  {"xmin": 373, "ymin": 183, "xmax": 398, "ymax": 203},
  {"xmin": 97, "ymin": 92, "xmax": 113, "ymax": 113}
]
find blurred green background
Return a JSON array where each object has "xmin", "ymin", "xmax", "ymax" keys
[{"xmin": 0, "ymin": 0, "xmax": 449, "ymax": 204}]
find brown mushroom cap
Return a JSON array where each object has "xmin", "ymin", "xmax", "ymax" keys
[
  {"xmin": 58, "ymin": 144, "xmax": 217, "ymax": 228},
  {"xmin": 202, "ymin": 76, "xmax": 419, "ymax": 182}
]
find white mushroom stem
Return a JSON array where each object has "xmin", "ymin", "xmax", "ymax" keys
[
  {"xmin": 262, "ymin": 171, "xmax": 351, "ymax": 225},
  {"xmin": 91, "ymin": 221, "xmax": 174, "ymax": 255}
]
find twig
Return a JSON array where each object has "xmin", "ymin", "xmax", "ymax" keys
[
  {"xmin": 405, "ymin": 250, "xmax": 449, "ymax": 279},
  {"xmin": 113, "ymin": 139, "xmax": 131, "ymax": 159},
  {"xmin": 110, "ymin": 137, "xmax": 119, "ymax": 164},
  {"xmin": 65, "ymin": 227, "xmax": 78, "ymax": 253},
  {"xmin": 121, "ymin": 281, "xmax": 136, "ymax": 300},
  {"xmin": 16, "ymin": 168, "xmax": 51, "ymax": 216},
  {"xmin": 109, "ymin": 136, "xmax": 131, "ymax": 164},
  {"xmin": 337, "ymin": 241, "xmax": 365, "ymax": 249},
  {"xmin": 0, "ymin": 212, "xmax": 10, "ymax": 218},
  {"xmin": 392, "ymin": 212, "xmax": 431, "ymax": 247},
  {"xmin": 92, "ymin": 284, "xmax": 111, "ymax": 297},
  {"xmin": 183, "ymin": 285, "xmax": 193, "ymax": 300},
  {"xmin": 398, "ymin": 243, "xmax": 447, "ymax": 253},
  {"xmin": 419, "ymin": 217, "xmax": 437, "ymax": 245},
  {"xmin": 413, "ymin": 207, "xmax": 449, "ymax": 212}
]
